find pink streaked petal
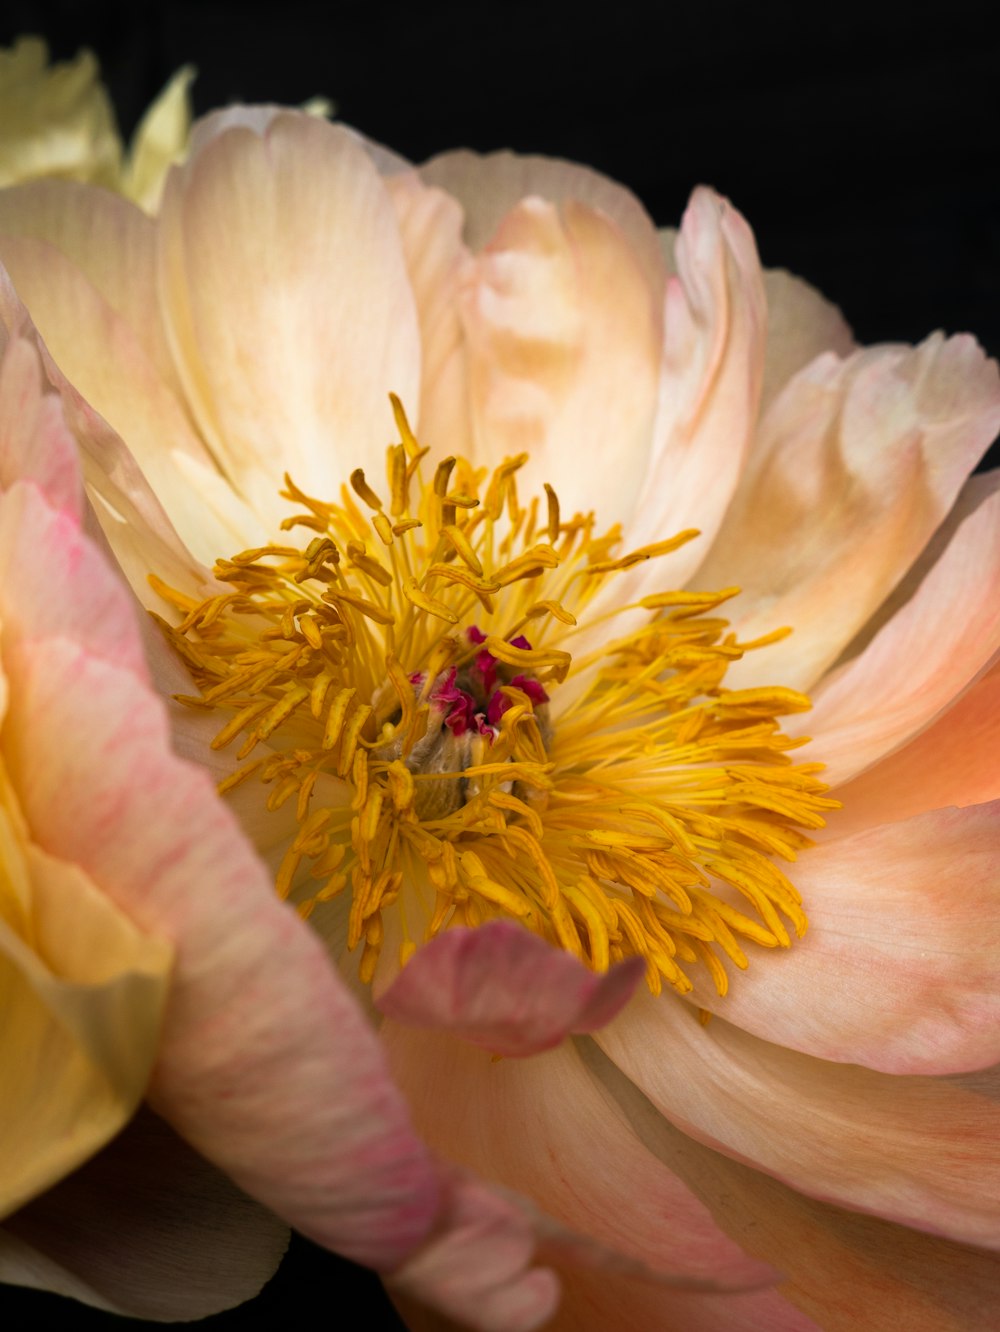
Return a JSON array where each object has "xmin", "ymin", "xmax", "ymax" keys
[
  {"xmin": 382, "ymin": 1025, "xmax": 777, "ymax": 1292},
  {"xmin": 377, "ymin": 922, "xmax": 643, "ymax": 1057},
  {"xmin": 419, "ymin": 148, "xmax": 667, "ymax": 295},
  {"xmin": 700, "ymin": 333, "xmax": 1000, "ymax": 693},
  {"xmin": 596, "ymin": 992, "xmax": 1000, "ymax": 1249},
  {"xmin": 2, "ymin": 638, "xmax": 441, "ymax": 1271},
  {"xmin": 158, "ymin": 111, "xmax": 421, "ymax": 533},
  {"xmin": 1, "ymin": 1108, "xmax": 288, "ymax": 1320},
  {"xmin": 628, "ymin": 187, "xmax": 767, "ymax": 588},
  {"xmin": 0, "ymin": 481, "xmax": 148, "ymax": 680},
  {"xmin": 797, "ymin": 480, "xmax": 1000, "ymax": 783},
  {"xmin": 459, "ymin": 196, "xmax": 662, "ymax": 526},
  {"xmin": 586, "ymin": 1040, "xmax": 1000, "ymax": 1332},
  {"xmin": 0, "ymin": 322, "xmax": 81, "ymax": 517},
  {"xmin": 830, "ymin": 662, "xmax": 1000, "ymax": 834},
  {"xmin": 686, "ymin": 802, "xmax": 1000, "ymax": 1075},
  {"xmin": 388, "ymin": 1168, "xmax": 560, "ymax": 1332}
]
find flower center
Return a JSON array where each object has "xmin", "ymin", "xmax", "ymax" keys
[{"xmin": 153, "ymin": 396, "xmax": 836, "ymax": 995}]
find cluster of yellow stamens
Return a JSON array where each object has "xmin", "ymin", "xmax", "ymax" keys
[{"xmin": 154, "ymin": 397, "xmax": 836, "ymax": 995}]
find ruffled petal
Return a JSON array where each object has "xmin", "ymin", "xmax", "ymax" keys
[
  {"xmin": 377, "ymin": 922, "xmax": 643, "ymax": 1056},
  {"xmin": 0, "ymin": 1108, "xmax": 287, "ymax": 1320},
  {"xmin": 760, "ymin": 268, "xmax": 854, "ymax": 414},
  {"xmin": 627, "ymin": 188, "xmax": 767, "ymax": 587},
  {"xmin": 799, "ymin": 478, "xmax": 1000, "ymax": 783},
  {"xmin": 685, "ymin": 801, "xmax": 1000, "ymax": 1075},
  {"xmin": 596, "ymin": 993, "xmax": 1000, "ymax": 1249},
  {"xmin": 698, "ymin": 333, "xmax": 1000, "ymax": 692},
  {"xmin": 584, "ymin": 1040, "xmax": 1000, "ymax": 1332},
  {"xmin": 158, "ymin": 111, "xmax": 421, "ymax": 533},
  {"xmin": 458, "ymin": 194, "xmax": 662, "ymax": 524}
]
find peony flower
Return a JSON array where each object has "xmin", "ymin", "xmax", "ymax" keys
[
  {"xmin": 1, "ymin": 105, "xmax": 998, "ymax": 1329},
  {"xmin": 0, "ymin": 36, "xmax": 193, "ymax": 211}
]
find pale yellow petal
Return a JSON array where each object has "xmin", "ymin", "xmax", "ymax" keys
[{"xmin": 121, "ymin": 65, "xmax": 195, "ymax": 212}]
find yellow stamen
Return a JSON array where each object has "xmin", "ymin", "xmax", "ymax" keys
[{"xmin": 154, "ymin": 397, "xmax": 838, "ymax": 998}]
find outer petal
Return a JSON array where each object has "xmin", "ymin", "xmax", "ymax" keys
[
  {"xmin": 1, "ymin": 1108, "xmax": 287, "ymax": 1320},
  {"xmin": 0, "ymin": 324, "xmax": 81, "ymax": 517},
  {"xmin": 798, "ymin": 479, "xmax": 1000, "ymax": 783},
  {"xmin": 596, "ymin": 993, "xmax": 1000, "ymax": 1250},
  {"xmin": 158, "ymin": 111, "xmax": 421, "ymax": 533},
  {"xmin": 627, "ymin": 188, "xmax": 767, "ymax": 587},
  {"xmin": 585, "ymin": 1040, "xmax": 1000, "ymax": 1332},
  {"xmin": 760, "ymin": 268, "xmax": 855, "ymax": 414},
  {"xmin": 382, "ymin": 1024, "xmax": 778, "ymax": 1292},
  {"xmin": 377, "ymin": 922, "xmax": 643, "ymax": 1056},
  {"xmin": 458, "ymin": 195, "xmax": 662, "ymax": 524},
  {"xmin": 830, "ymin": 662, "xmax": 1000, "ymax": 834},
  {"xmin": 685, "ymin": 802, "xmax": 1000, "ymax": 1075},
  {"xmin": 697, "ymin": 333, "xmax": 1000, "ymax": 692},
  {"xmin": 0, "ymin": 635, "xmax": 441, "ymax": 1271}
]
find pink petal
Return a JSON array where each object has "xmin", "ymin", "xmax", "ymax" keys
[
  {"xmin": 382, "ymin": 1024, "xmax": 778, "ymax": 1292},
  {"xmin": 799, "ymin": 478, "xmax": 1000, "ymax": 783},
  {"xmin": 685, "ymin": 801, "xmax": 1000, "ymax": 1075},
  {"xmin": 458, "ymin": 194, "xmax": 662, "ymax": 526},
  {"xmin": 158, "ymin": 111, "xmax": 421, "ymax": 532},
  {"xmin": 831, "ymin": 662, "xmax": 1000, "ymax": 834},
  {"xmin": 1, "ymin": 1108, "xmax": 287, "ymax": 1320},
  {"xmin": 596, "ymin": 992, "xmax": 1000, "ymax": 1249},
  {"xmin": 587, "ymin": 1040, "xmax": 1000, "ymax": 1332},
  {"xmin": 0, "ymin": 323, "xmax": 81, "ymax": 517},
  {"xmin": 698, "ymin": 333, "xmax": 1000, "ymax": 693},
  {"xmin": 627, "ymin": 187, "xmax": 767, "ymax": 587},
  {"xmin": 377, "ymin": 922, "xmax": 643, "ymax": 1057},
  {"xmin": 2, "ymin": 637, "xmax": 441, "ymax": 1271}
]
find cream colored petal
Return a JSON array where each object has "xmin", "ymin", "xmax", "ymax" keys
[
  {"xmin": 698, "ymin": 333, "xmax": 1000, "ymax": 692},
  {"xmin": 585, "ymin": 1040, "xmax": 1000, "ymax": 1332},
  {"xmin": 1, "ymin": 1108, "xmax": 287, "ymax": 1320},
  {"xmin": 0, "ymin": 178, "xmax": 177, "ymax": 386},
  {"xmin": 0, "ymin": 234, "xmax": 232, "ymax": 562},
  {"xmin": 626, "ymin": 188, "xmax": 767, "ymax": 588},
  {"xmin": 460, "ymin": 196, "xmax": 662, "ymax": 523},
  {"xmin": 0, "ymin": 327, "xmax": 81, "ymax": 516},
  {"xmin": 797, "ymin": 481, "xmax": 1000, "ymax": 783},
  {"xmin": 760, "ymin": 268, "xmax": 855, "ymax": 414},
  {"xmin": 386, "ymin": 171, "xmax": 473, "ymax": 455},
  {"xmin": 158, "ymin": 111, "xmax": 421, "ymax": 532},
  {"xmin": 419, "ymin": 148, "xmax": 667, "ymax": 295},
  {"xmin": 121, "ymin": 65, "xmax": 195, "ymax": 213},
  {"xmin": 685, "ymin": 801, "xmax": 1000, "ymax": 1076},
  {"xmin": 596, "ymin": 993, "xmax": 1000, "ymax": 1249},
  {"xmin": 0, "ymin": 836, "xmax": 171, "ymax": 1217},
  {"xmin": 829, "ymin": 662, "xmax": 1000, "ymax": 834}
]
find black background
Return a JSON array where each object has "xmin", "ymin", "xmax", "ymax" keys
[{"xmin": 2, "ymin": 1, "xmax": 998, "ymax": 1328}]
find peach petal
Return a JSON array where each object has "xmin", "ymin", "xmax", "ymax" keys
[
  {"xmin": 382, "ymin": 1025, "xmax": 778, "ymax": 1292},
  {"xmin": 0, "ymin": 325, "xmax": 80, "ymax": 516},
  {"xmin": 798, "ymin": 481, "xmax": 1000, "ymax": 783},
  {"xmin": 760, "ymin": 268, "xmax": 855, "ymax": 414},
  {"xmin": 595, "ymin": 993, "xmax": 1000, "ymax": 1249},
  {"xmin": 0, "ymin": 1108, "xmax": 288, "ymax": 1320},
  {"xmin": 459, "ymin": 195, "xmax": 662, "ymax": 525},
  {"xmin": 700, "ymin": 333, "xmax": 1000, "ymax": 692},
  {"xmin": 830, "ymin": 662, "xmax": 1000, "ymax": 834},
  {"xmin": 419, "ymin": 147, "xmax": 667, "ymax": 294},
  {"xmin": 377, "ymin": 922, "xmax": 643, "ymax": 1057},
  {"xmin": 586, "ymin": 1040, "xmax": 1000, "ymax": 1332},
  {"xmin": 2, "ymin": 638, "xmax": 441, "ymax": 1271},
  {"xmin": 685, "ymin": 802, "xmax": 1000, "ymax": 1075},
  {"xmin": 627, "ymin": 188, "xmax": 767, "ymax": 587},
  {"xmin": 158, "ymin": 111, "xmax": 421, "ymax": 533}
]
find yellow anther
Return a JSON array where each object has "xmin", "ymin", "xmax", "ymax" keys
[
  {"xmin": 350, "ymin": 468, "xmax": 384, "ymax": 510},
  {"xmin": 402, "ymin": 578, "xmax": 459, "ymax": 623},
  {"xmin": 323, "ymin": 687, "xmax": 357, "ymax": 750}
]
